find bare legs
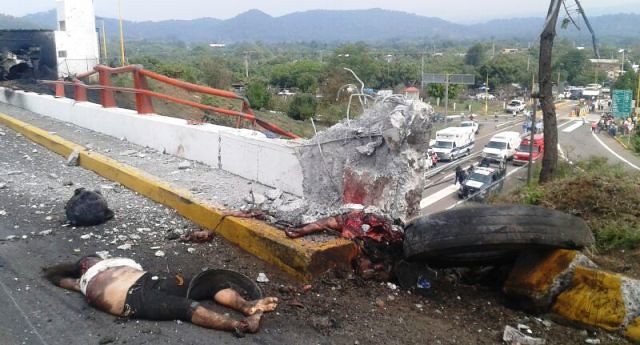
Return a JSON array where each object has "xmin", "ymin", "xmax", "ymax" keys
[
  {"xmin": 190, "ymin": 289, "xmax": 278, "ymax": 334},
  {"xmin": 190, "ymin": 306, "xmax": 262, "ymax": 333},
  {"xmin": 214, "ymin": 288, "xmax": 278, "ymax": 316}
]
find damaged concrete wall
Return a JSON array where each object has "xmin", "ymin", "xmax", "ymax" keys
[
  {"xmin": 0, "ymin": 30, "xmax": 57, "ymax": 80},
  {"xmin": 296, "ymin": 97, "xmax": 432, "ymax": 223}
]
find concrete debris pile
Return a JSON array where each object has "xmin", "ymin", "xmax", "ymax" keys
[{"xmin": 296, "ymin": 97, "xmax": 433, "ymax": 224}]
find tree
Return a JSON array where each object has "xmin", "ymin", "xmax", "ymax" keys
[
  {"xmin": 539, "ymin": 0, "xmax": 598, "ymax": 183},
  {"xmin": 269, "ymin": 60, "xmax": 323, "ymax": 91},
  {"xmin": 427, "ymin": 84, "xmax": 459, "ymax": 100},
  {"xmin": 479, "ymin": 54, "xmax": 530, "ymax": 88},
  {"xmin": 613, "ymin": 68, "xmax": 638, "ymax": 96},
  {"xmin": 287, "ymin": 93, "xmax": 317, "ymax": 120},
  {"xmin": 465, "ymin": 44, "xmax": 487, "ymax": 67},
  {"xmin": 246, "ymin": 82, "xmax": 270, "ymax": 110},
  {"xmin": 555, "ymin": 50, "xmax": 589, "ymax": 85},
  {"xmin": 538, "ymin": 0, "xmax": 563, "ymax": 183},
  {"xmin": 155, "ymin": 62, "xmax": 198, "ymax": 83},
  {"xmin": 326, "ymin": 44, "xmax": 380, "ymax": 88},
  {"xmin": 296, "ymin": 73, "xmax": 318, "ymax": 93},
  {"xmin": 198, "ymin": 57, "xmax": 232, "ymax": 89}
]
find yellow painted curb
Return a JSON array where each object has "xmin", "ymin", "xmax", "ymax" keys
[
  {"xmin": 552, "ymin": 266, "xmax": 625, "ymax": 331},
  {"xmin": 615, "ymin": 136, "xmax": 630, "ymax": 150},
  {"xmin": 625, "ymin": 317, "xmax": 640, "ymax": 342},
  {"xmin": 0, "ymin": 112, "xmax": 357, "ymax": 282},
  {"xmin": 503, "ymin": 249, "xmax": 578, "ymax": 312}
]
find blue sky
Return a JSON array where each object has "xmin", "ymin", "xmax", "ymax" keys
[{"xmin": 1, "ymin": 0, "xmax": 638, "ymax": 22}]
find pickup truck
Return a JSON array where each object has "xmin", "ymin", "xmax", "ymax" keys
[
  {"xmin": 505, "ymin": 99, "xmax": 526, "ymax": 114},
  {"xmin": 457, "ymin": 162, "xmax": 506, "ymax": 201}
]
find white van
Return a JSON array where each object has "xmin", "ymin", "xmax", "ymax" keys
[
  {"xmin": 431, "ymin": 127, "xmax": 475, "ymax": 161},
  {"xmin": 482, "ymin": 131, "xmax": 521, "ymax": 161}
]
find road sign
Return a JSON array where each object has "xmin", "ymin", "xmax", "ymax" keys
[
  {"xmin": 448, "ymin": 74, "xmax": 475, "ymax": 85},
  {"xmin": 422, "ymin": 74, "xmax": 475, "ymax": 85},
  {"xmin": 612, "ymin": 89, "xmax": 633, "ymax": 118},
  {"xmin": 423, "ymin": 74, "xmax": 447, "ymax": 84},
  {"xmin": 422, "ymin": 73, "xmax": 475, "ymax": 116}
]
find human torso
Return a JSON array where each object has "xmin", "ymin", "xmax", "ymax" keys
[{"xmin": 80, "ymin": 258, "xmax": 146, "ymax": 315}]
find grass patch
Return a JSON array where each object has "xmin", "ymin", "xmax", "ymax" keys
[{"xmin": 495, "ymin": 157, "xmax": 640, "ymax": 252}]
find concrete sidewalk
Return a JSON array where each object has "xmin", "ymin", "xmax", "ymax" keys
[{"xmin": 0, "ymin": 103, "xmax": 356, "ymax": 281}]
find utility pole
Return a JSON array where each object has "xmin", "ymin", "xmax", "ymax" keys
[
  {"xmin": 444, "ymin": 74, "xmax": 450, "ymax": 116},
  {"xmin": 420, "ymin": 54, "xmax": 425, "ymax": 94},
  {"xmin": 531, "ymin": 73, "xmax": 536, "ymax": 106},
  {"xmin": 118, "ymin": 0, "xmax": 125, "ymax": 66},
  {"xmin": 527, "ymin": 42, "xmax": 531, "ymax": 71},
  {"xmin": 101, "ymin": 20, "xmax": 108, "ymax": 63},
  {"xmin": 244, "ymin": 53, "xmax": 249, "ymax": 79},
  {"xmin": 243, "ymin": 51, "xmax": 256, "ymax": 79},
  {"xmin": 527, "ymin": 95, "xmax": 538, "ymax": 184},
  {"xmin": 485, "ymin": 73, "xmax": 489, "ymax": 116}
]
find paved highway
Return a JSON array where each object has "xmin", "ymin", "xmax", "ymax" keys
[{"xmin": 419, "ymin": 102, "xmax": 640, "ymax": 215}]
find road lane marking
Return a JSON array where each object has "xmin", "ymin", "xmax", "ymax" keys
[
  {"xmin": 420, "ymin": 184, "xmax": 459, "ymax": 209},
  {"xmin": 592, "ymin": 133, "xmax": 640, "ymax": 171},
  {"xmin": 0, "ymin": 277, "xmax": 49, "ymax": 345},
  {"xmin": 562, "ymin": 121, "xmax": 583, "ymax": 133},
  {"xmin": 558, "ymin": 120, "xmax": 573, "ymax": 129}
]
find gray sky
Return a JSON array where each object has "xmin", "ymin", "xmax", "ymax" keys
[{"xmin": 1, "ymin": 0, "xmax": 637, "ymax": 22}]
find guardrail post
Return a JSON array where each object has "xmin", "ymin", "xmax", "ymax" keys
[
  {"xmin": 133, "ymin": 70, "xmax": 154, "ymax": 114},
  {"xmin": 98, "ymin": 69, "xmax": 116, "ymax": 108},
  {"xmin": 55, "ymin": 81, "xmax": 65, "ymax": 98},
  {"xmin": 73, "ymin": 81, "xmax": 87, "ymax": 102}
]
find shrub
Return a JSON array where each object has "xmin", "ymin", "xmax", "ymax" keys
[
  {"xmin": 595, "ymin": 221, "xmax": 640, "ymax": 251},
  {"xmin": 246, "ymin": 82, "xmax": 270, "ymax": 110},
  {"xmin": 287, "ymin": 93, "xmax": 317, "ymax": 120},
  {"xmin": 520, "ymin": 185, "xmax": 545, "ymax": 205}
]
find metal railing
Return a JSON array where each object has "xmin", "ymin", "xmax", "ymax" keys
[{"xmin": 41, "ymin": 64, "xmax": 299, "ymax": 139}]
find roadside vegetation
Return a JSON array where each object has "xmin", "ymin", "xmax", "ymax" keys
[
  {"xmin": 96, "ymin": 39, "xmax": 640, "ymax": 137},
  {"xmin": 496, "ymin": 157, "xmax": 640, "ymax": 252}
]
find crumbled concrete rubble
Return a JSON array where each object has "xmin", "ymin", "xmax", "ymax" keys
[
  {"xmin": 503, "ymin": 325, "xmax": 546, "ymax": 345},
  {"xmin": 295, "ymin": 98, "xmax": 433, "ymax": 224},
  {"xmin": 622, "ymin": 278, "xmax": 640, "ymax": 325}
]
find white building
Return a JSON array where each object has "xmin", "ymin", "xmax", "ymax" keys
[{"xmin": 55, "ymin": 0, "xmax": 100, "ymax": 78}]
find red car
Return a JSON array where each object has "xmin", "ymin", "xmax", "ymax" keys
[{"xmin": 513, "ymin": 134, "xmax": 544, "ymax": 165}]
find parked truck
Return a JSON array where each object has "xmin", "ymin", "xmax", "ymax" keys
[
  {"xmin": 431, "ymin": 127, "xmax": 475, "ymax": 161},
  {"xmin": 513, "ymin": 134, "xmax": 544, "ymax": 165},
  {"xmin": 482, "ymin": 131, "xmax": 522, "ymax": 162}
]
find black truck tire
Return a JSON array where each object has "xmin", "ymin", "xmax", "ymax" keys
[{"xmin": 403, "ymin": 205, "xmax": 594, "ymax": 266}]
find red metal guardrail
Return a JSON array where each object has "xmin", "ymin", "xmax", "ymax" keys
[{"xmin": 41, "ymin": 64, "xmax": 299, "ymax": 139}]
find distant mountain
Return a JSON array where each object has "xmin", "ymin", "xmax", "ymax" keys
[
  {"xmin": 10, "ymin": 9, "xmax": 640, "ymax": 44},
  {"xmin": 0, "ymin": 13, "xmax": 45, "ymax": 29}
]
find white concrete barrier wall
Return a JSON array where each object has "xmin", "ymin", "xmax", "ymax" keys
[{"xmin": 0, "ymin": 88, "xmax": 304, "ymax": 196}]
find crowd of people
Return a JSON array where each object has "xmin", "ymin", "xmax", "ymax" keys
[{"xmin": 594, "ymin": 113, "xmax": 637, "ymax": 136}]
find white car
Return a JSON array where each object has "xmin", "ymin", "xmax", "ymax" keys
[
  {"xmin": 476, "ymin": 93, "xmax": 496, "ymax": 100},
  {"xmin": 459, "ymin": 120, "xmax": 480, "ymax": 134},
  {"xmin": 506, "ymin": 99, "xmax": 526, "ymax": 113}
]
